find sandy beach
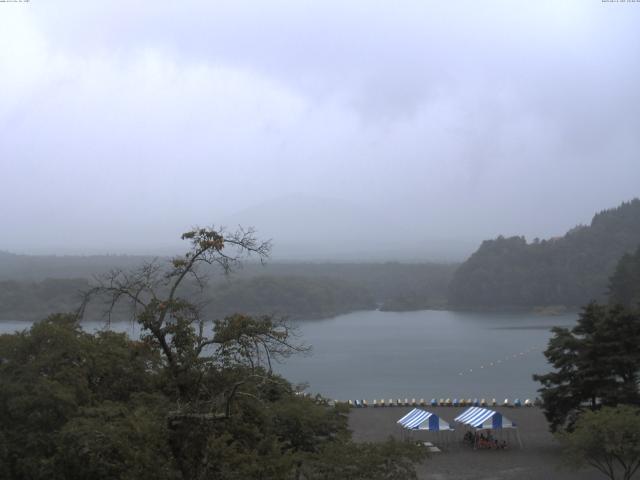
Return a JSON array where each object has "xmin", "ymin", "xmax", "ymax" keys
[{"xmin": 348, "ymin": 406, "xmax": 604, "ymax": 480}]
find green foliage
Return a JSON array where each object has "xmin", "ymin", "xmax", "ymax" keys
[
  {"xmin": 54, "ymin": 400, "xmax": 177, "ymax": 480},
  {"xmin": 449, "ymin": 199, "xmax": 640, "ymax": 308},
  {"xmin": 0, "ymin": 312, "xmax": 425, "ymax": 479},
  {"xmin": 609, "ymin": 244, "xmax": 640, "ymax": 310},
  {"xmin": 208, "ymin": 275, "xmax": 376, "ymax": 320},
  {"xmin": 0, "ymin": 278, "xmax": 89, "ymax": 320},
  {"xmin": 0, "ymin": 315, "xmax": 162, "ymax": 479},
  {"xmin": 533, "ymin": 304, "xmax": 640, "ymax": 432},
  {"xmin": 0, "ymin": 261, "xmax": 457, "ymax": 321},
  {"xmin": 0, "ymin": 229, "xmax": 427, "ymax": 479},
  {"xmin": 299, "ymin": 438, "xmax": 427, "ymax": 480},
  {"xmin": 558, "ymin": 405, "xmax": 640, "ymax": 480}
]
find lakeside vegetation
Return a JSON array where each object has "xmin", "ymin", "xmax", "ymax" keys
[
  {"xmin": 0, "ymin": 227, "xmax": 428, "ymax": 479},
  {"xmin": 1, "ymin": 209, "xmax": 639, "ymax": 479},
  {"xmin": 533, "ymin": 246, "xmax": 640, "ymax": 479},
  {"xmin": 0, "ymin": 255, "xmax": 456, "ymax": 321},
  {"xmin": 2, "ymin": 200, "xmax": 640, "ymax": 320}
]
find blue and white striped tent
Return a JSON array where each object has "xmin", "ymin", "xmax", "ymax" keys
[
  {"xmin": 397, "ymin": 408, "xmax": 453, "ymax": 431},
  {"xmin": 454, "ymin": 407, "xmax": 516, "ymax": 430}
]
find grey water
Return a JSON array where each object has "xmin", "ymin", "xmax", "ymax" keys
[
  {"xmin": 0, "ymin": 309, "xmax": 576, "ymax": 402},
  {"xmin": 278, "ymin": 309, "xmax": 577, "ymax": 402}
]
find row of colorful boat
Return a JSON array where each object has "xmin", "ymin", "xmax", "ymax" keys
[{"xmin": 342, "ymin": 398, "xmax": 538, "ymax": 408}]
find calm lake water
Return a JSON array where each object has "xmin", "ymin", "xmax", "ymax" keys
[
  {"xmin": 0, "ymin": 309, "xmax": 576, "ymax": 402},
  {"xmin": 278, "ymin": 310, "xmax": 577, "ymax": 401}
]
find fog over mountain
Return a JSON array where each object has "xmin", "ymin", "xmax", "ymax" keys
[
  {"xmin": 224, "ymin": 194, "xmax": 479, "ymax": 260},
  {"xmin": 1, "ymin": 1, "xmax": 639, "ymax": 259}
]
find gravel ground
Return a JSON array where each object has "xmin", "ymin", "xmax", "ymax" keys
[{"xmin": 348, "ymin": 406, "xmax": 606, "ymax": 480}]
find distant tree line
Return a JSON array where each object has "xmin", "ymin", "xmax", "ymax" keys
[
  {"xmin": 448, "ymin": 199, "xmax": 640, "ymax": 309},
  {"xmin": 0, "ymin": 259, "xmax": 456, "ymax": 321},
  {"xmin": 207, "ymin": 275, "xmax": 375, "ymax": 319},
  {"xmin": 0, "ymin": 278, "xmax": 89, "ymax": 321}
]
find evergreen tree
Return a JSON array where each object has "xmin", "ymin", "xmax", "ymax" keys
[
  {"xmin": 609, "ymin": 244, "xmax": 640, "ymax": 310},
  {"xmin": 533, "ymin": 304, "xmax": 640, "ymax": 432}
]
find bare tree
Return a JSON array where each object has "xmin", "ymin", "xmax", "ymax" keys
[
  {"xmin": 77, "ymin": 226, "xmax": 313, "ymax": 479},
  {"xmin": 78, "ymin": 226, "xmax": 306, "ymax": 404}
]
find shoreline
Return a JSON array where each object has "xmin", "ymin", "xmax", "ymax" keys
[{"xmin": 0, "ymin": 305, "xmax": 582, "ymax": 324}]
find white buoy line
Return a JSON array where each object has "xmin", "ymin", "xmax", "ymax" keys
[{"xmin": 456, "ymin": 345, "xmax": 541, "ymax": 377}]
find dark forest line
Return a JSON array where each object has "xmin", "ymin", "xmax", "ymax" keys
[
  {"xmin": 448, "ymin": 199, "xmax": 640, "ymax": 309},
  {"xmin": 2, "ymin": 198, "xmax": 639, "ymax": 319},
  {"xmin": 0, "ymin": 257, "xmax": 457, "ymax": 321}
]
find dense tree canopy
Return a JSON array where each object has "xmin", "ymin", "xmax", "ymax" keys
[
  {"xmin": 0, "ymin": 314, "xmax": 172, "ymax": 479},
  {"xmin": 449, "ymin": 199, "xmax": 640, "ymax": 309},
  {"xmin": 0, "ymin": 227, "xmax": 426, "ymax": 479},
  {"xmin": 609, "ymin": 244, "xmax": 640, "ymax": 310},
  {"xmin": 558, "ymin": 406, "xmax": 640, "ymax": 480},
  {"xmin": 207, "ymin": 275, "xmax": 375, "ymax": 320},
  {"xmin": 533, "ymin": 303, "xmax": 640, "ymax": 432}
]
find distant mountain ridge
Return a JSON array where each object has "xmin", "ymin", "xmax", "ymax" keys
[{"xmin": 448, "ymin": 199, "xmax": 640, "ymax": 309}]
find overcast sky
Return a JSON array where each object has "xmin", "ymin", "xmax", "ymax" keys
[{"xmin": 1, "ymin": 0, "xmax": 639, "ymax": 259}]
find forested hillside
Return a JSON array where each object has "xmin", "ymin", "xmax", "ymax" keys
[
  {"xmin": 0, "ymin": 278, "xmax": 89, "ymax": 321},
  {"xmin": 609, "ymin": 244, "xmax": 640, "ymax": 309},
  {"xmin": 448, "ymin": 199, "xmax": 640, "ymax": 309},
  {"xmin": 206, "ymin": 276, "xmax": 375, "ymax": 319}
]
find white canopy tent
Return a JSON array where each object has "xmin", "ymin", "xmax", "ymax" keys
[
  {"xmin": 397, "ymin": 408, "xmax": 454, "ymax": 448},
  {"xmin": 454, "ymin": 407, "xmax": 522, "ymax": 448},
  {"xmin": 397, "ymin": 408, "xmax": 453, "ymax": 431}
]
